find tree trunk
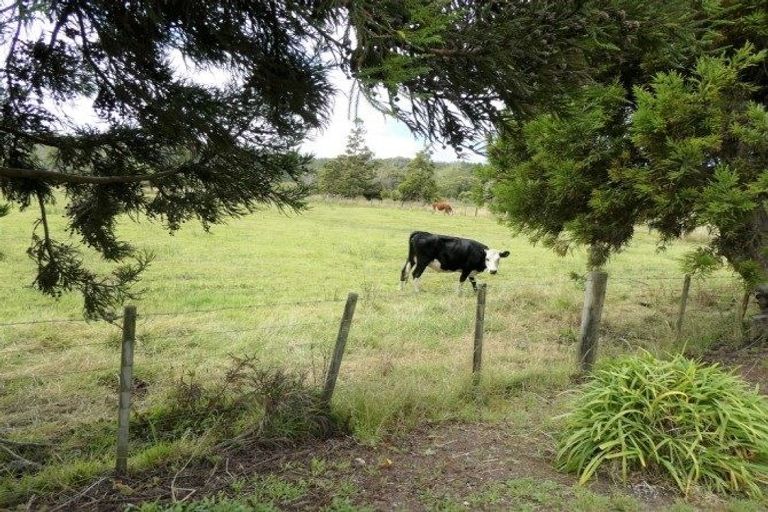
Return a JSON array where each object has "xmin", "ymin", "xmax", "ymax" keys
[
  {"xmin": 748, "ymin": 205, "xmax": 768, "ymax": 276},
  {"xmin": 721, "ymin": 205, "xmax": 768, "ymax": 341}
]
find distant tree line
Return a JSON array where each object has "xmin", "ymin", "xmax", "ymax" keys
[{"xmin": 310, "ymin": 119, "xmax": 487, "ymax": 204}]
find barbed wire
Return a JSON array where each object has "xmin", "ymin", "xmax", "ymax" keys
[
  {"xmin": 0, "ymin": 337, "xmax": 335, "ymax": 385},
  {"xmin": 139, "ymin": 321, "xmax": 335, "ymax": 341},
  {"xmin": 0, "ymin": 317, "xmax": 104, "ymax": 328},
  {"xmin": 0, "ymin": 269, "xmax": 743, "ymax": 293},
  {"xmin": 0, "ymin": 275, "xmax": 746, "ymax": 331},
  {"xmin": 138, "ymin": 296, "xmax": 349, "ymax": 318},
  {"xmin": 0, "ymin": 341, "xmax": 115, "ymax": 356},
  {"xmin": 1, "ymin": 365, "xmax": 117, "ymax": 382},
  {"xmin": 0, "ymin": 320, "xmax": 338, "ymax": 358}
]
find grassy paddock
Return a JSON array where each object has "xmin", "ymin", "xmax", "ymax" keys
[{"xmin": 0, "ymin": 198, "xmax": 749, "ymax": 502}]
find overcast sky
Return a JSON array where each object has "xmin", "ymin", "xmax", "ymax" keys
[
  {"xmin": 46, "ymin": 67, "xmax": 482, "ymax": 163},
  {"xmin": 22, "ymin": 41, "xmax": 482, "ymax": 163},
  {"xmin": 301, "ymin": 70, "xmax": 484, "ymax": 163}
]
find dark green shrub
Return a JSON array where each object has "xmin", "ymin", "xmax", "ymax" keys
[{"xmin": 557, "ymin": 354, "xmax": 768, "ymax": 496}]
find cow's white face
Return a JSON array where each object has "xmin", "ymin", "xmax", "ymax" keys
[{"xmin": 485, "ymin": 249, "xmax": 510, "ymax": 274}]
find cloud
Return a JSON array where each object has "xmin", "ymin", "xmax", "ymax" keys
[{"xmin": 301, "ymin": 71, "xmax": 485, "ymax": 163}]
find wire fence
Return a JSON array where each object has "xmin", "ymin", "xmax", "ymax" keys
[{"xmin": 0, "ymin": 272, "xmax": 752, "ymax": 474}]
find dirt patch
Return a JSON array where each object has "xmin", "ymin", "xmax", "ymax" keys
[
  {"xmin": 36, "ymin": 421, "xmax": 687, "ymax": 511},
  {"xmin": 701, "ymin": 341, "xmax": 768, "ymax": 393}
]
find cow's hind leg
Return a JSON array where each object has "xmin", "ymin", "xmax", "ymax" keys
[
  {"xmin": 411, "ymin": 261, "xmax": 428, "ymax": 292},
  {"xmin": 400, "ymin": 259, "xmax": 413, "ymax": 291}
]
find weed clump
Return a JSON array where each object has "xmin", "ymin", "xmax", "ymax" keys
[
  {"xmin": 134, "ymin": 355, "xmax": 345, "ymax": 446},
  {"xmin": 224, "ymin": 355, "xmax": 345, "ymax": 443},
  {"xmin": 557, "ymin": 353, "xmax": 768, "ymax": 496}
]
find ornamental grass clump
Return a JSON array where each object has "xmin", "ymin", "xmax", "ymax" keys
[{"xmin": 556, "ymin": 354, "xmax": 768, "ymax": 496}]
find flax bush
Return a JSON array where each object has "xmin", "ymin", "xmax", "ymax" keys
[{"xmin": 557, "ymin": 354, "xmax": 768, "ymax": 496}]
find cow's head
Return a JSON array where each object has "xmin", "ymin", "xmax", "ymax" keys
[{"xmin": 485, "ymin": 249, "xmax": 510, "ymax": 274}]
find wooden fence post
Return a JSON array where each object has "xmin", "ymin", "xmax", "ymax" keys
[
  {"xmin": 676, "ymin": 275, "xmax": 692, "ymax": 338},
  {"xmin": 473, "ymin": 284, "xmax": 487, "ymax": 384},
  {"xmin": 578, "ymin": 272, "xmax": 608, "ymax": 373},
  {"xmin": 322, "ymin": 293, "xmax": 358, "ymax": 406},
  {"xmin": 116, "ymin": 304, "xmax": 136, "ymax": 476},
  {"xmin": 739, "ymin": 288, "xmax": 753, "ymax": 339}
]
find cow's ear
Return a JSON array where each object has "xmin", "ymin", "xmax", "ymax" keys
[{"xmin": 500, "ymin": 251, "xmax": 510, "ymax": 258}]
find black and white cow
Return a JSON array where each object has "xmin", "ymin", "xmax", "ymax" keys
[{"xmin": 400, "ymin": 231, "xmax": 510, "ymax": 292}]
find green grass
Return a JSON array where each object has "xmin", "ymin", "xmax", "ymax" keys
[
  {"xmin": 0, "ymin": 198, "xmax": 751, "ymax": 506},
  {"xmin": 421, "ymin": 477, "xmax": 642, "ymax": 511}
]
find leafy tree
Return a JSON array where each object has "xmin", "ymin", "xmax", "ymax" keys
[
  {"xmin": 375, "ymin": 158, "xmax": 409, "ymax": 197},
  {"xmin": 398, "ymin": 150, "xmax": 437, "ymax": 203},
  {"xmin": 0, "ymin": 1, "xmax": 334, "ymax": 318},
  {"xmin": 467, "ymin": 164, "xmax": 496, "ymax": 211},
  {"xmin": 631, "ymin": 46, "xmax": 768, "ymax": 285},
  {"xmin": 489, "ymin": 84, "xmax": 638, "ymax": 268},
  {"xmin": 1, "ymin": 0, "xmax": 702, "ymax": 316},
  {"xmin": 488, "ymin": 0, "xmax": 768, "ymax": 285},
  {"xmin": 435, "ymin": 162, "xmax": 477, "ymax": 199},
  {"xmin": 316, "ymin": 118, "xmax": 381, "ymax": 199},
  {"xmin": 348, "ymin": 0, "xmax": 595, "ymax": 150}
]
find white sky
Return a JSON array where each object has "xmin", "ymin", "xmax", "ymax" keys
[
  {"xmin": 44, "ymin": 68, "xmax": 482, "ymax": 163},
  {"xmin": 301, "ymin": 70, "xmax": 484, "ymax": 163}
]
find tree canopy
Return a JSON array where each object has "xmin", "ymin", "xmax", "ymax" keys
[
  {"xmin": 2, "ymin": 0, "xmax": 607, "ymax": 318},
  {"xmin": 487, "ymin": 0, "xmax": 768, "ymax": 284},
  {"xmin": 398, "ymin": 150, "xmax": 438, "ymax": 203},
  {"xmin": 1, "ymin": 1, "xmax": 338, "ymax": 318}
]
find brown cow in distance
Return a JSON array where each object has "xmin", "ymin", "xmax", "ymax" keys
[{"xmin": 432, "ymin": 201, "xmax": 453, "ymax": 215}]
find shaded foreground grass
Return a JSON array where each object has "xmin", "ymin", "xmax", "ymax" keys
[{"xmin": 0, "ymin": 199, "xmax": 756, "ymax": 508}]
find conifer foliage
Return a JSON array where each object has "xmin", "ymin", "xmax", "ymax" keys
[
  {"xmin": 0, "ymin": 1, "xmax": 334, "ymax": 318},
  {"xmin": 9, "ymin": 0, "xmax": 765, "ymax": 314},
  {"xmin": 1, "ymin": 1, "xmax": 595, "ymax": 317},
  {"xmin": 316, "ymin": 118, "xmax": 381, "ymax": 199},
  {"xmin": 488, "ymin": 1, "xmax": 768, "ymax": 283},
  {"xmin": 398, "ymin": 150, "xmax": 438, "ymax": 204}
]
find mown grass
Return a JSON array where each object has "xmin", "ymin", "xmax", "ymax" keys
[{"xmin": 0, "ymin": 197, "xmax": 751, "ymax": 506}]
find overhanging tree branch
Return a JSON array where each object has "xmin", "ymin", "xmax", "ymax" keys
[{"xmin": 0, "ymin": 166, "xmax": 182, "ymax": 185}]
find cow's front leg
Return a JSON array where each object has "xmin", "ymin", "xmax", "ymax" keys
[
  {"xmin": 468, "ymin": 275, "xmax": 478, "ymax": 292},
  {"xmin": 457, "ymin": 270, "xmax": 471, "ymax": 295}
]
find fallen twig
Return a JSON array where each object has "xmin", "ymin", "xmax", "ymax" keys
[
  {"xmin": 0, "ymin": 443, "xmax": 41, "ymax": 470},
  {"xmin": 171, "ymin": 454, "xmax": 196, "ymax": 503},
  {"xmin": 49, "ymin": 477, "xmax": 107, "ymax": 512}
]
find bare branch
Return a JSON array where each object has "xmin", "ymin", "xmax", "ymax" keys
[
  {"xmin": 1, "ymin": 166, "xmax": 182, "ymax": 185},
  {"xmin": 0, "ymin": 442, "xmax": 41, "ymax": 470},
  {"xmin": 35, "ymin": 190, "xmax": 54, "ymax": 258}
]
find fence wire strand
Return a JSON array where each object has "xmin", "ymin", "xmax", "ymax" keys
[
  {"xmin": 0, "ymin": 317, "xmax": 98, "ymax": 327},
  {"xmin": 0, "ymin": 341, "xmax": 113, "ymax": 356},
  {"xmin": 1, "ymin": 365, "xmax": 117, "ymax": 382},
  {"xmin": 139, "ymin": 297, "xmax": 348, "ymax": 318},
  {"xmin": 140, "ymin": 321, "xmax": 335, "ymax": 342}
]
